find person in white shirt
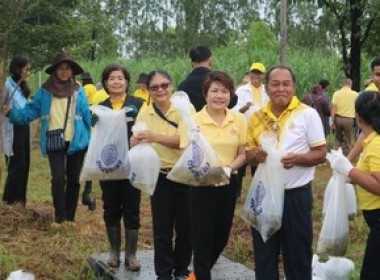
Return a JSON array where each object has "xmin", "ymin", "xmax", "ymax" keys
[
  {"xmin": 233, "ymin": 62, "xmax": 269, "ymax": 120},
  {"xmin": 232, "ymin": 62, "xmax": 269, "ymax": 200}
]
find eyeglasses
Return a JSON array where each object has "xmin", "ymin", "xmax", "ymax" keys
[{"xmin": 149, "ymin": 82, "xmax": 170, "ymax": 92}]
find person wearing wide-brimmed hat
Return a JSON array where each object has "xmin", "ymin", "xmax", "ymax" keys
[{"xmin": 2, "ymin": 51, "xmax": 91, "ymax": 228}]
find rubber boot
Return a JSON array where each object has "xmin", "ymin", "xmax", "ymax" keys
[
  {"xmin": 106, "ymin": 227, "xmax": 121, "ymax": 267},
  {"xmin": 82, "ymin": 181, "xmax": 96, "ymax": 210},
  {"xmin": 125, "ymin": 229, "xmax": 141, "ymax": 271}
]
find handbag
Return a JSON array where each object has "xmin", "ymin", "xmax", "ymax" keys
[{"xmin": 46, "ymin": 97, "xmax": 71, "ymax": 152}]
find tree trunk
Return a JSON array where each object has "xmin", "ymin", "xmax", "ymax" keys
[
  {"xmin": 279, "ymin": 0, "xmax": 287, "ymax": 65},
  {"xmin": 349, "ymin": 0, "xmax": 362, "ymax": 91}
]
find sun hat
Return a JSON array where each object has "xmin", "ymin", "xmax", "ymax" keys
[{"xmin": 45, "ymin": 51, "xmax": 84, "ymax": 75}]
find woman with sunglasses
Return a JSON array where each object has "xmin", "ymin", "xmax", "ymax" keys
[
  {"xmin": 130, "ymin": 70, "xmax": 192, "ymax": 280},
  {"xmin": 1, "ymin": 56, "xmax": 31, "ymax": 205},
  {"xmin": 186, "ymin": 71, "xmax": 246, "ymax": 280}
]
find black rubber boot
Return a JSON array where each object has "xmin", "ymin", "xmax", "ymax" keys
[
  {"xmin": 82, "ymin": 181, "xmax": 96, "ymax": 210},
  {"xmin": 125, "ymin": 229, "xmax": 141, "ymax": 271},
  {"xmin": 106, "ymin": 227, "xmax": 121, "ymax": 268}
]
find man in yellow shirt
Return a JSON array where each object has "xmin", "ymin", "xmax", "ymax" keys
[
  {"xmin": 331, "ymin": 78, "xmax": 358, "ymax": 154},
  {"xmin": 246, "ymin": 66, "xmax": 326, "ymax": 280}
]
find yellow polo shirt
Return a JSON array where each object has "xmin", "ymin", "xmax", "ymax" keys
[
  {"xmin": 83, "ymin": 84, "xmax": 97, "ymax": 105},
  {"xmin": 355, "ymin": 131, "xmax": 380, "ymax": 210},
  {"xmin": 186, "ymin": 107, "xmax": 247, "ymax": 167},
  {"xmin": 110, "ymin": 95, "xmax": 126, "ymax": 110},
  {"xmin": 133, "ymin": 88, "xmax": 150, "ymax": 104},
  {"xmin": 49, "ymin": 97, "xmax": 74, "ymax": 141},
  {"xmin": 136, "ymin": 103, "xmax": 185, "ymax": 168},
  {"xmin": 92, "ymin": 89, "xmax": 109, "ymax": 105},
  {"xmin": 247, "ymin": 96, "xmax": 326, "ymax": 189},
  {"xmin": 365, "ymin": 83, "xmax": 379, "ymax": 92},
  {"xmin": 331, "ymin": 86, "xmax": 358, "ymax": 118},
  {"xmin": 251, "ymin": 84, "xmax": 263, "ymax": 106}
]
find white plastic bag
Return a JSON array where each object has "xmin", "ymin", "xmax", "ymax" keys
[
  {"xmin": 323, "ymin": 179, "xmax": 357, "ymax": 219},
  {"xmin": 7, "ymin": 270, "xmax": 34, "ymax": 280},
  {"xmin": 80, "ymin": 105, "xmax": 130, "ymax": 181},
  {"xmin": 128, "ymin": 122, "xmax": 160, "ymax": 195},
  {"xmin": 317, "ymin": 172, "xmax": 349, "ymax": 256},
  {"xmin": 167, "ymin": 128, "xmax": 229, "ymax": 186},
  {"xmin": 170, "ymin": 91, "xmax": 196, "ymax": 129},
  {"xmin": 241, "ymin": 134, "xmax": 285, "ymax": 242},
  {"xmin": 312, "ymin": 254, "xmax": 354, "ymax": 280}
]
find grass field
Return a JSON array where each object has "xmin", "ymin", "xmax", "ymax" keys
[{"xmin": 0, "ymin": 136, "xmax": 366, "ymax": 279}]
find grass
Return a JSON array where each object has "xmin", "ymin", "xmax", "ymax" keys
[{"xmin": 0, "ymin": 134, "xmax": 367, "ymax": 279}]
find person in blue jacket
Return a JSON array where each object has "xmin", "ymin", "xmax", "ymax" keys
[
  {"xmin": 2, "ymin": 51, "xmax": 91, "ymax": 228},
  {"xmin": 1, "ymin": 56, "xmax": 32, "ymax": 206}
]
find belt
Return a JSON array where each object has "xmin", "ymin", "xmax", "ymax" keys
[
  {"xmin": 335, "ymin": 115, "xmax": 354, "ymax": 119},
  {"xmin": 285, "ymin": 182, "xmax": 311, "ymax": 193},
  {"xmin": 159, "ymin": 168, "xmax": 172, "ymax": 174}
]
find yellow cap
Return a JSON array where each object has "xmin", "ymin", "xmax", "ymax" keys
[{"xmin": 249, "ymin": 63, "xmax": 266, "ymax": 73}]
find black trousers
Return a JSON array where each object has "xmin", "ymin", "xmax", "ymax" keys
[
  {"xmin": 99, "ymin": 179, "xmax": 141, "ymax": 230},
  {"xmin": 3, "ymin": 124, "xmax": 30, "ymax": 205},
  {"xmin": 361, "ymin": 209, "xmax": 380, "ymax": 280},
  {"xmin": 252, "ymin": 182, "xmax": 313, "ymax": 280},
  {"xmin": 151, "ymin": 173, "xmax": 192, "ymax": 280},
  {"xmin": 190, "ymin": 175, "xmax": 238, "ymax": 280},
  {"xmin": 47, "ymin": 145, "xmax": 85, "ymax": 223}
]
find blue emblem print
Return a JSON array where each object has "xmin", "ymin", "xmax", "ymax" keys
[
  {"xmin": 187, "ymin": 141, "xmax": 210, "ymax": 178},
  {"xmin": 101, "ymin": 145, "xmax": 118, "ymax": 166},
  {"xmin": 250, "ymin": 181, "xmax": 266, "ymax": 215},
  {"xmin": 188, "ymin": 141, "xmax": 203, "ymax": 168},
  {"xmin": 96, "ymin": 144, "xmax": 123, "ymax": 173}
]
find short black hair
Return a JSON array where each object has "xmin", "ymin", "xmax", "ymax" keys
[
  {"xmin": 319, "ymin": 79, "xmax": 330, "ymax": 89},
  {"xmin": 265, "ymin": 65, "xmax": 296, "ymax": 84},
  {"xmin": 355, "ymin": 91, "xmax": 380, "ymax": 134},
  {"xmin": 189, "ymin": 46, "xmax": 212, "ymax": 63},
  {"xmin": 101, "ymin": 64, "xmax": 130, "ymax": 94},
  {"xmin": 371, "ymin": 57, "xmax": 380, "ymax": 71}
]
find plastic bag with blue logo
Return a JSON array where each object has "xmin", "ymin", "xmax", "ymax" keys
[
  {"xmin": 128, "ymin": 121, "xmax": 160, "ymax": 195},
  {"xmin": 167, "ymin": 127, "xmax": 229, "ymax": 186},
  {"xmin": 241, "ymin": 133, "xmax": 285, "ymax": 242},
  {"xmin": 80, "ymin": 105, "xmax": 131, "ymax": 181}
]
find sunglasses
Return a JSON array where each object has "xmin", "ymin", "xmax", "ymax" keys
[{"xmin": 149, "ymin": 82, "xmax": 170, "ymax": 92}]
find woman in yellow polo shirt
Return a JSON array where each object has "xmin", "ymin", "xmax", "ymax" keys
[
  {"xmin": 327, "ymin": 91, "xmax": 380, "ymax": 280},
  {"xmin": 130, "ymin": 70, "xmax": 192, "ymax": 280},
  {"xmin": 186, "ymin": 71, "xmax": 247, "ymax": 280}
]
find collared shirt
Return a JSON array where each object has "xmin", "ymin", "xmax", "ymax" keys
[
  {"xmin": 110, "ymin": 95, "xmax": 126, "ymax": 110},
  {"xmin": 232, "ymin": 83, "xmax": 269, "ymax": 120},
  {"xmin": 83, "ymin": 84, "xmax": 97, "ymax": 105},
  {"xmin": 331, "ymin": 86, "xmax": 358, "ymax": 118},
  {"xmin": 183, "ymin": 107, "xmax": 246, "ymax": 167},
  {"xmin": 136, "ymin": 103, "xmax": 186, "ymax": 168},
  {"xmin": 247, "ymin": 96, "xmax": 326, "ymax": 189},
  {"xmin": 133, "ymin": 88, "xmax": 150, "ymax": 104},
  {"xmin": 365, "ymin": 83, "xmax": 379, "ymax": 92},
  {"xmin": 92, "ymin": 89, "xmax": 109, "ymax": 105},
  {"xmin": 355, "ymin": 131, "xmax": 380, "ymax": 210}
]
